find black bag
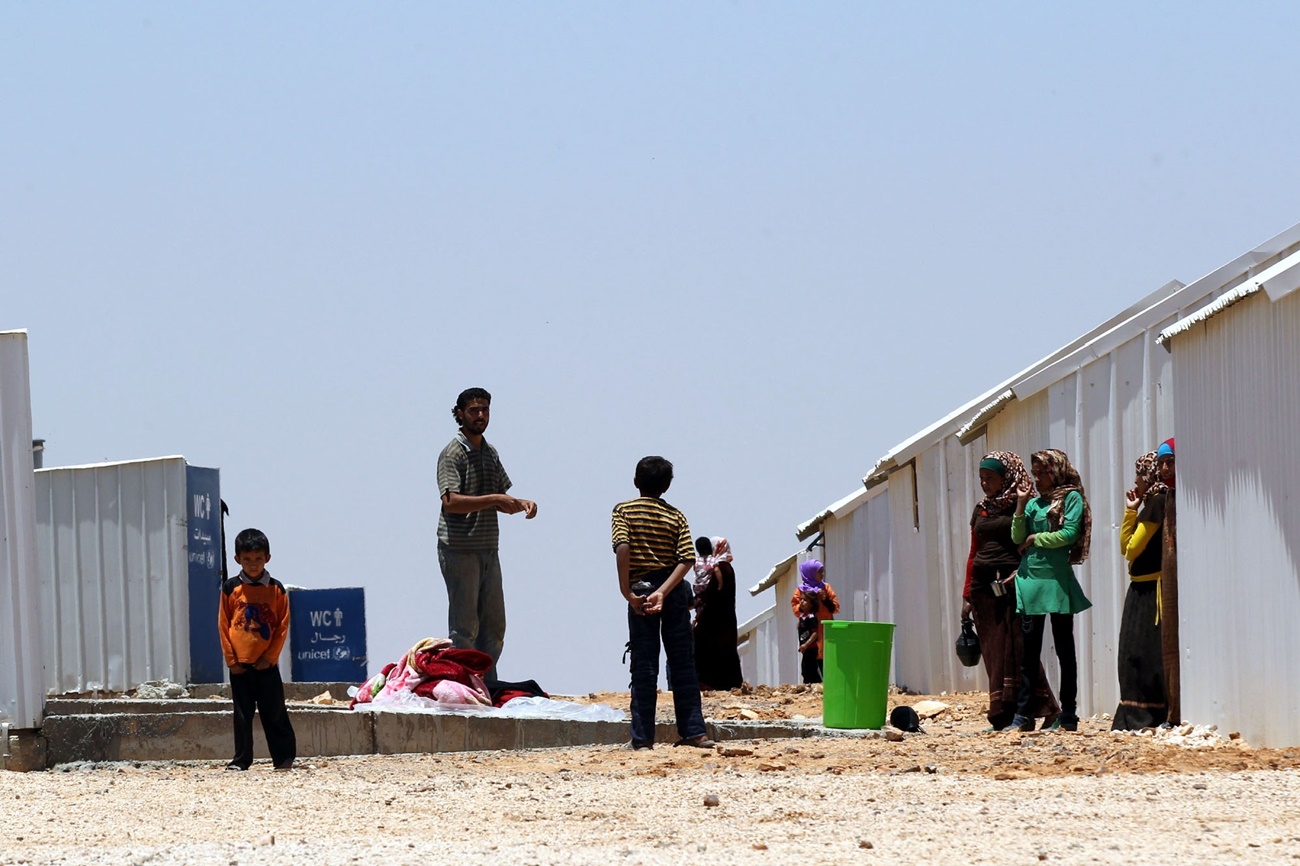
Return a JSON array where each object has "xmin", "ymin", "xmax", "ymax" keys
[{"xmin": 955, "ymin": 617, "xmax": 981, "ymax": 667}]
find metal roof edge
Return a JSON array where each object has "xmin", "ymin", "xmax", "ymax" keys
[
  {"xmin": 1260, "ymin": 250, "xmax": 1300, "ymax": 302},
  {"xmin": 37, "ymin": 455, "xmax": 189, "ymax": 472},
  {"xmin": 737, "ymin": 603, "xmax": 776, "ymax": 635},
  {"xmin": 1010, "ymin": 279, "xmax": 1189, "ymax": 400},
  {"xmin": 1157, "ymin": 240, "xmax": 1300, "ymax": 345},
  {"xmin": 749, "ymin": 552, "xmax": 799, "ymax": 596},
  {"xmin": 0, "ymin": 329, "xmax": 31, "ymax": 336},
  {"xmin": 1157, "ymin": 282, "xmax": 1267, "ymax": 345},
  {"xmin": 1009, "ymin": 222, "xmax": 1300, "ymax": 398},
  {"xmin": 955, "ymin": 389, "xmax": 1015, "ymax": 444}
]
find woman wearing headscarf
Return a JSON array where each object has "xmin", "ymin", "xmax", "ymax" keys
[
  {"xmin": 790, "ymin": 560, "xmax": 840, "ymax": 681},
  {"xmin": 690, "ymin": 537, "xmax": 744, "ymax": 691},
  {"xmin": 963, "ymin": 452, "xmax": 1060, "ymax": 730},
  {"xmin": 1112, "ymin": 447, "xmax": 1170, "ymax": 730},
  {"xmin": 1006, "ymin": 448, "xmax": 1093, "ymax": 732}
]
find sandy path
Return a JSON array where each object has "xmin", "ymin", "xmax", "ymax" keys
[{"xmin": 5, "ymin": 689, "xmax": 1300, "ymax": 865}]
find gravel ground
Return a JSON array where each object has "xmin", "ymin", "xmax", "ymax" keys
[{"xmin": 5, "ymin": 689, "xmax": 1300, "ymax": 865}]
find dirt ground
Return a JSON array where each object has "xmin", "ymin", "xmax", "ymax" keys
[{"xmin": 5, "ymin": 687, "xmax": 1300, "ymax": 865}]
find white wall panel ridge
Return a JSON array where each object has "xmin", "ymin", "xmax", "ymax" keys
[
  {"xmin": 0, "ymin": 331, "xmax": 45, "ymax": 728},
  {"xmin": 1163, "ymin": 266, "xmax": 1300, "ymax": 746},
  {"xmin": 36, "ymin": 457, "xmax": 191, "ymax": 693},
  {"xmin": 1158, "ymin": 242, "xmax": 1300, "ymax": 346}
]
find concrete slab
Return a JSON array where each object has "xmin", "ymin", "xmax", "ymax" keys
[
  {"xmin": 43, "ymin": 708, "xmax": 373, "ymax": 766},
  {"xmin": 3, "ymin": 729, "xmax": 48, "ymax": 772},
  {"xmin": 32, "ymin": 702, "xmax": 840, "ymax": 768},
  {"xmin": 373, "ymin": 711, "xmax": 470, "ymax": 755}
]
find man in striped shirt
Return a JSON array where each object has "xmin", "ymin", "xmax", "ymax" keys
[
  {"xmin": 611, "ymin": 455, "xmax": 711, "ymax": 749},
  {"xmin": 438, "ymin": 387, "xmax": 537, "ymax": 682}
]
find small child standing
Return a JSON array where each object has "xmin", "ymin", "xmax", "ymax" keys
[
  {"xmin": 218, "ymin": 528, "xmax": 296, "ymax": 771},
  {"xmin": 611, "ymin": 456, "xmax": 712, "ymax": 750},
  {"xmin": 797, "ymin": 594, "xmax": 822, "ymax": 684}
]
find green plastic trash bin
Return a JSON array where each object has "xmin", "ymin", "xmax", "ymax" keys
[{"xmin": 822, "ymin": 621, "xmax": 895, "ymax": 729}]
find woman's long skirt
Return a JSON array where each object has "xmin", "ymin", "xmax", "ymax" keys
[
  {"xmin": 970, "ymin": 568, "xmax": 1059, "ymax": 728},
  {"xmin": 1111, "ymin": 580, "xmax": 1167, "ymax": 730}
]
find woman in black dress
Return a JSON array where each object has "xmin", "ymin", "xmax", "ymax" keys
[{"xmin": 691, "ymin": 536, "xmax": 744, "ymax": 691}]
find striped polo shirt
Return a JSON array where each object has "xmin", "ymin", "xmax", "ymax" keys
[
  {"xmin": 437, "ymin": 432, "xmax": 513, "ymax": 551},
  {"xmin": 610, "ymin": 496, "xmax": 695, "ymax": 578}
]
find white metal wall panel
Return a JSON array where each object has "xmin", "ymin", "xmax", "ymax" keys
[
  {"xmin": 823, "ymin": 483, "xmax": 895, "ymax": 685},
  {"xmin": 35, "ymin": 458, "xmax": 190, "ymax": 693},
  {"xmin": 1172, "ymin": 289, "xmax": 1300, "ymax": 746},
  {"xmin": 737, "ymin": 606, "xmax": 778, "ymax": 687},
  {"xmin": 0, "ymin": 331, "xmax": 44, "ymax": 728}
]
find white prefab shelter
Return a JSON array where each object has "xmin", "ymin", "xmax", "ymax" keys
[
  {"xmin": 1157, "ymin": 242, "xmax": 1300, "ymax": 747},
  {"xmin": 747, "ymin": 223, "xmax": 1300, "ymax": 726},
  {"xmin": 0, "ymin": 331, "xmax": 44, "ymax": 729}
]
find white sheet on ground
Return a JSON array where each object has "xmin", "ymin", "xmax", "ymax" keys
[{"xmin": 349, "ymin": 689, "xmax": 626, "ymax": 722}]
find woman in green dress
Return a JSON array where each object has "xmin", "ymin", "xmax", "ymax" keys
[{"xmin": 1005, "ymin": 448, "xmax": 1093, "ymax": 732}]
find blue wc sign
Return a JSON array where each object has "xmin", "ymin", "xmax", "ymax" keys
[{"xmin": 288, "ymin": 588, "xmax": 367, "ymax": 682}]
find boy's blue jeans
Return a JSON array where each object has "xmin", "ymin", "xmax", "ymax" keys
[{"xmin": 627, "ymin": 567, "xmax": 707, "ymax": 746}]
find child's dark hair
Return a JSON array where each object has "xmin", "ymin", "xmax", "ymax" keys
[
  {"xmin": 234, "ymin": 528, "xmax": 271, "ymax": 556},
  {"xmin": 452, "ymin": 387, "xmax": 492, "ymax": 423},
  {"xmin": 799, "ymin": 593, "xmax": 820, "ymax": 613},
  {"xmin": 695, "ymin": 536, "xmax": 713, "ymax": 557},
  {"xmin": 634, "ymin": 456, "xmax": 674, "ymax": 498}
]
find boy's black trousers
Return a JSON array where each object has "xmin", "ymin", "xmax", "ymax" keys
[{"xmin": 229, "ymin": 664, "xmax": 297, "ymax": 769}]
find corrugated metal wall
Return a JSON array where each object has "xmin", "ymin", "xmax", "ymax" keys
[
  {"xmin": 737, "ymin": 607, "xmax": 779, "ymax": 687},
  {"xmin": 35, "ymin": 458, "xmax": 191, "ymax": 693},
  {"xmin": 1171, "ymin": 289, "xmax": 1300, "ymax": 747},
  {"xmin": 0, "ymin": 331, "xmax": 45, "ymax": 728}
]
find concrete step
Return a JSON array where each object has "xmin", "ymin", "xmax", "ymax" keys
[{"xmin": 32, "ymin": 702, "xmax": 827, "ymax": 768}]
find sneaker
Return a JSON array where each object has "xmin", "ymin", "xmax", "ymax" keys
[
  {"xmin": 273, "ymin": 761, "xmax": 294, "ymax": 771},
  {"xmin": 225, "ymin": 763, "xmax": 248, "ymax": 771},
  {"xmin": 1059, "ymin": 714, "xmax": 1079, "ymax": 732},
  {"xmin": 674, "ymin": 735, "xmax": 717, "ymax": 749},
  {"xmin": 623, "ymin": 741, "xmax": 653, "ymax": 751},
  {"xmin": 1001, "ymin": 716, "xmax": 1034, "ymax": 733}
]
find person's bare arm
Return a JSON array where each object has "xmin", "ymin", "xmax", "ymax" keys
[
  {"xmin": 643, "ymin": 562, "xmax": 691, "ymax": 615},
  {"xmin": 442, "ymin": 490, "xmax": 535, "ymax": 516},
  {"xmin": 616, "ymin": 544, "xmax": 647, "ymax": 615}
]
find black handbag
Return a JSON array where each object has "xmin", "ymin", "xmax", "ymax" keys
[{"xmin": 955, "ymin": 617, "xmax": 981, "ymax": 667}]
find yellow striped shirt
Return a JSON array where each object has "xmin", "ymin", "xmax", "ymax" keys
[{"xmin": 610, "ymin": 497, "xmax": 695, "ymax": 578}]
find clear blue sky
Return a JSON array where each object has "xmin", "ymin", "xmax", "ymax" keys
[{"xmin": 5, "ymin": 4, "xmax": 1299, "ymax": 693}]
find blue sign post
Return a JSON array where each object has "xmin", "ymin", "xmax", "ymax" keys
[
  {"xmin": 289, "ymin": 588, "xmax": 367, "ymax": 682},
  {"xmin": 185, "ymin": 465, "xmax": 225, "ymax": 683}
]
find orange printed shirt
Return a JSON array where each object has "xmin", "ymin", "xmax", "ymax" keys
[{"xmin": 218, "ymin": 574, "xmax": 290, "ymax": 667}]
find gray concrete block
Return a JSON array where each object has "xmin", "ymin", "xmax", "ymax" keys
[
  {"xmin": 465, "ymin": 715, "xmax": 521, "ymax": 751},
  {"xmin": 3, "ymin": 729, "xmax": 48, "ymax": 772},
  {"xmin": 373, "ymin": 711, "xmax": 469, "ymax": 755},
  {"xmin": 292, "ymin": 709, "xmax": 375, "ymax": 758},
  {"xmin": 44, "ymin": 708, "xmax": 375, "ymax": 765},
  {"xmin": 708, "ymin": 720, "xmax": 817, "ymax": 741},
  {"xmin": 46, "ymin": 698, "xmax": 227, "ymax": 716}
]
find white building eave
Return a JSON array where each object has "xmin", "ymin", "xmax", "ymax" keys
[
  {"xmin": 803, "ymin": 220, "xmax": 1300, "ymax": 552},
  {"xmin": 749, "ymin": 552, "xmax": 798, "ymax": 596},
  {"xmin": 37, "ymin": 455, "xmax": 189, "ymax": 473},
  {"xmin": 860, "ymin": 276, "xmax": 1193, "ymax": 489},
  {"xmin": 736, "ymin": 604, "xmax": 776, "ymax": 636},
  {"xmin": 796, "ymin": 479, "xmax": 886, "ymax": 541},
  {"xmin": 955, "ymin": 388, "xmax": 1016, "ymax": 445},
  {"xmin": 1157, "ymin": 243, "xmax": 1300, "ymax": 347}
]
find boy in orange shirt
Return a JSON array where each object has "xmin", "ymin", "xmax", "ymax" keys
[{"xmin": 218, "ymin": 528, "xmax": 296, "ymax": 771}]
